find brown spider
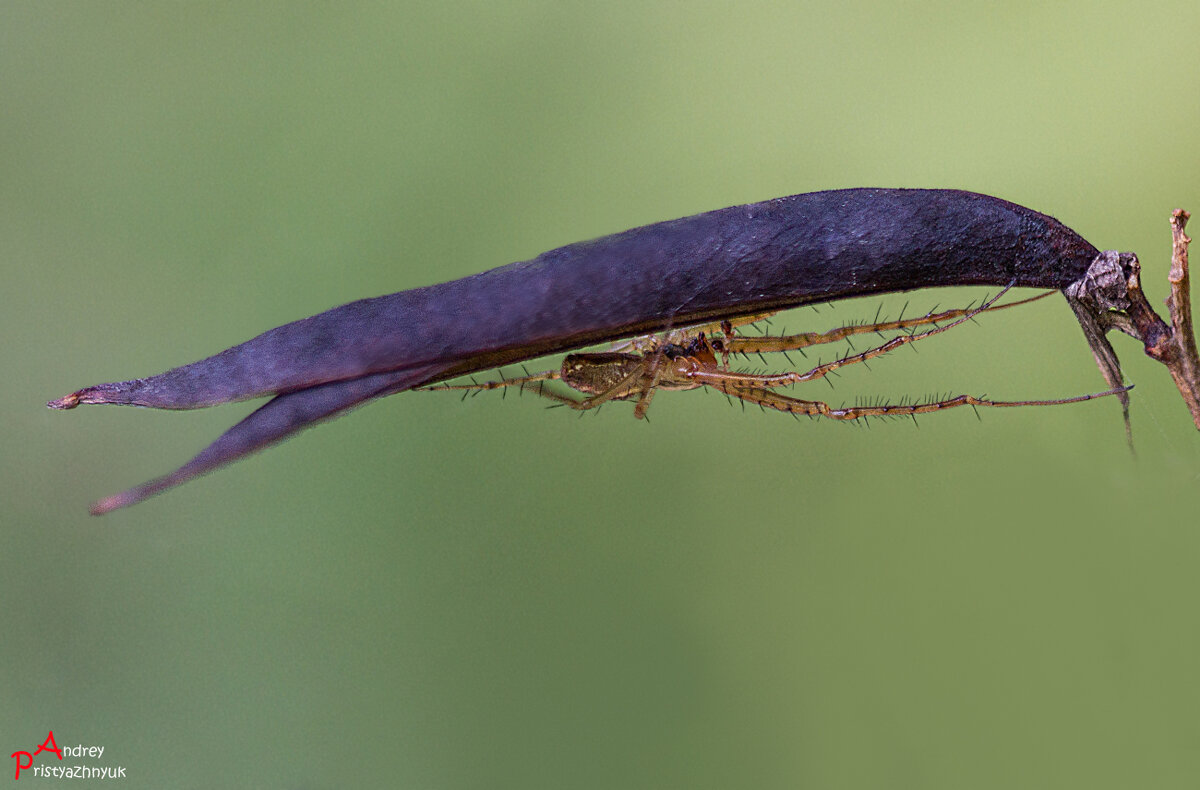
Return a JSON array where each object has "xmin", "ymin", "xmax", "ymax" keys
[{"xmin": 423, "ymin": 288, "xmax": 1129, "ymax": 421}]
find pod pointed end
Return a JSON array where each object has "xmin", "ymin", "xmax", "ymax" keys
[
  {"xmin": 90, "ymin": 490, "xmax": 141, "ymax": 516},
  {"xmin": 47, "ymin": 391, "xmax": 84, "ymax": 410}
]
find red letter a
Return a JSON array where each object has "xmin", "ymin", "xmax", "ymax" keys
[{"xmin": 32, "ymin": 731, "xmax": 63, "ymax": 761}]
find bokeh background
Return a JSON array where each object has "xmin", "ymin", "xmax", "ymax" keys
[{"xmin": 4, "ymin": 3, "xmax": 1200, "ymax": 788}]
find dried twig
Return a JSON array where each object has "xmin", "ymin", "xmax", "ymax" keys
[
  {"xmin": 1066, "ymin": 210, "xmax": 1200, "ymax": 432},
  {"xmin": 1163, "ymin": 211, "xmax": 1200, "ymax": 427}
]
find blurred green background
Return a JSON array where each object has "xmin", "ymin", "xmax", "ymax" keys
[{"xmin": 4, "ymin": 3, "xmax": 1200, "ymax": 788}]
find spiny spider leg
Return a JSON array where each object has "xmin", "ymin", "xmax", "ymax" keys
[
  {"xmin": 722, "ymin": 290, "xmax": 1053, "ymax": 356},
  {"xmin": 425, "ymin": 372, "xmax": 595, "ymax": 408},
  {"xmin": 421, "ymin": 354, "xmax": 659, "ymax": 411},
  {"xmin": 573, "ymin": 360, "xmax": 652, "ymax": 411},
  {"xmin": 712, "ymin": 382, "xmax": 1133, "ymax": 421},
  {"xmin": 608, "ymin": 312, "xmax": 775, "ymax": 355},
  {"xmin": 421, "ymin": 367, "xmax": 562, "ymax": 393},
  {"xmin": 418, "ymin": 366, "xmax": 621, "ymax": 408},
  {"xmin": 632, "ymin": 346, "xmax": 670, "ymax": 419},
  {"xmin": 689, "ymin": 285, "xmax": 1022, "ymax": 391}
]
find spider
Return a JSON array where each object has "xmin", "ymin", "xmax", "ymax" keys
[{"xmin": 421, "ymin": 288, "xmax": 1129, "ymax": 422}]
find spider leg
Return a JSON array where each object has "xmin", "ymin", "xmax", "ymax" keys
[
  {"xmin": 422, "ymin": 354, "xmax": 663, "ymax": 412},
  {"xmin": 418, "ymin": 367, "xmax": 594, "ymax": 407},
  {"xmin": 419, "ymin": 368, "xmax": 561, "ymax": 393},
  {"xmin": 711, "ymin": 380, "xmax": 1133, "ymax": 421},
  {"xmin": 689, "ymin": 285, "xmax": 1027, "ymax": 390},
  {"xmin": 606, "ymin": 312, "xmax": 777, "ymax": 356},
  {"xmin": 713, "ymin": 313, "xmax": 778, "ymax": 365},
  {"xmin": 726, "ymin": 290, "xmax": 1053, "ymax": 356},
  {"xmin": 574, "ymin": 360, "xmax": 651, "ymax": 411},
  {"xmin": 632, "ymin": 347, "xmax": 670, "ymax": 419}
]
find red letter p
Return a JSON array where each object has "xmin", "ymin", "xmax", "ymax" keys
[{"xmin": 11, "ymin": 751, "xmax": 32, "ymax": 781}]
